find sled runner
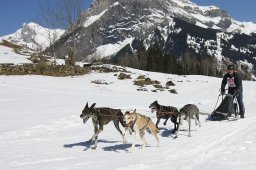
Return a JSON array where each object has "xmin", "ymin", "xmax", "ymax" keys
[{"xmin": 211, "ymin": 91, "xmax": 239, "ymax": 121}]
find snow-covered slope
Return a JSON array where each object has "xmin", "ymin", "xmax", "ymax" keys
[
  {"xmin": 0, "ymin": 65, "xmax": 256, "ymax": 170},
  {"xmin": 0, "ymin": 45, "xmax": 31, "ymax": 64},
  {"xmin": 0, "ymin": 22, "xmax": 65, "ymax": 50}
]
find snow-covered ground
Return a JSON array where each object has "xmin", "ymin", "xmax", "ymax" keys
[
  {"xmin": 0, "ymin": 45, "xmax": 31, "ymax": 64},
  {"xmin": 0, "ymin": 66, "xmax": 256, "ymax": 170}
]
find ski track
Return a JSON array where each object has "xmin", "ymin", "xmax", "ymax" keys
[{"xmin": 0, "ymin": 71, "xmax": 256, "ymax": 170}]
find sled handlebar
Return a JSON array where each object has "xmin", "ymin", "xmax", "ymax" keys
[
  {"xmin": 218, "ymin": 88, "xmax": 239, "ymax": 97},
  {"xmin": 219, "ymin": 88, "xmax": 227, "ymax": 95}
]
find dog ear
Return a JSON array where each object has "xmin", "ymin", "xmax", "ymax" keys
[
  {"xmin": 85, "ymin": 102, "xmax": 88, "ymax": 108},
  {"xmin": 90, "ymin": 103, "xmax": 96, "ymax": 109}
]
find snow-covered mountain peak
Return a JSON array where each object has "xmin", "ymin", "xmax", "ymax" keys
[
  {"xmin": 0, "ymin": 22, "xmax": 65, "ymax": 51},
  {"xmin": 87, "ymin": 0, "xmax": 255, "ymax": 35},
  {"xmin": 22, "ymin": 22, "xmax": 43, "ymax": 30}
]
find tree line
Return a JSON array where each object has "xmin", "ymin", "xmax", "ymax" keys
[{"xmin": 112, "ymin": 44, "xmax": 224, "ymax": 78}]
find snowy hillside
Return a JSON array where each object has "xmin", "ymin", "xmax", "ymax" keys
[
  {"xmin": 0, "ymin": 64, "xmax": 256, "ymax": 170},
  {"xmin": 0, "ymin": 45, "xmax": 31, "ymax": 64},
  {"xmin": 0, "ymin": 22, "xmax": 65, "ymax": 50}
]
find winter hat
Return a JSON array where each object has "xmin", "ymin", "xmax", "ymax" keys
[{"xmin": 227, "ymin": 64, "xmax": 234, "ymax": 70}]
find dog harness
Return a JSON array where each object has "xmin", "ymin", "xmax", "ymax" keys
[
  {"xmin": 130, "ymin": 114, "xmax": 151, "ymax": 132},
  {"xmin": 157, "ymin": 105, "xmax": 179, "ymax": 116},
  {"xmin": 139, "ymin": 115, "xmax": 151, "ymax": 132}
]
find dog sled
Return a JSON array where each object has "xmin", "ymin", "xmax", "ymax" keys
[{"xmin": 211, "ymin": 91, "xmax": 239, "ymax": 121}]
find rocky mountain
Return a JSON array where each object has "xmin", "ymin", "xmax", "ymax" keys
[
  {"xmin": 0, "ymin": 22, "xmax": 65, "ymax": 51},
  {"xmin": 50, "ymin": 0, "xmax": 256, "ymax": 78}
]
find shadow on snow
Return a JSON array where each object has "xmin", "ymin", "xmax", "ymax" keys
[{"xmin": 63, "ymin": 139, "xmax": 130, "ymax": 152}]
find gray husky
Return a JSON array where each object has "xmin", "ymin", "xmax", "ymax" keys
[
  {"xmin": 175, "ymin": 104, "xmax": 201, "ymax": 138},
  {"xmin": 80, "ymin": 102, "xmax": 127, "ymax": 149}
]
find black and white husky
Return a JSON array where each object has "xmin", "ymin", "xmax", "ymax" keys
[
  {"xmin": 175, "ymin": 104, "xmax": 201, "ymax": 138},
  {"xmin": 149, "ymin": 101, "xmax": 179, "ymax": 132}
]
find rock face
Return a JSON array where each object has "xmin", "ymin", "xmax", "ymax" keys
[
  {"xmin": 91, "ymin": 0, "xmax": 117, "ymax": 12},
  {"xmin": 51, "ymin": 0, "xmax": 256, "ymax": 77}
]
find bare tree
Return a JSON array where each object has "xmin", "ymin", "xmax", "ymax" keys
[
  {"xmin": 39, "ymin": 5, "xmax": 61, "ymax": 65},
  {"xmin": 39, "ymin": 0, "xmax": 84, "ymax": 66},
  {"xmin": 56, "ymin": 0, "xmax": 84, "ymax": 65}
]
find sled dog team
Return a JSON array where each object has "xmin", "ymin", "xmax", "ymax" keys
[{"xmin": 80, "ymin": 101, "xmax": 201, "ymax": 152}]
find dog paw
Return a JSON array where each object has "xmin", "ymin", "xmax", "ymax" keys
[
  {"xmin": 88, "ymin": 139, "xmax": 93, "ymax": 143},
  {"xmin": 171, "ymin": 130, "xmax": 176, "ymax": 134},
  {"xmin": 127, "ymin": 149, "xmax": 133, "ymax": 153},
  {"xmin": 140, "ymin": 145, "xmax": 146, "ymax": 149},
  {"xmin": 123, "ymin": 140, "xmax": 127, "ymax": 144},
  {"xmin": 91, "ymin": 146, "xmax": 97, "ymax": 150}
]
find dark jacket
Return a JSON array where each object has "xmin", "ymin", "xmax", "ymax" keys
[{"xmin": 221, "ymin": 72, "xmax": 242, "ymax": 95}]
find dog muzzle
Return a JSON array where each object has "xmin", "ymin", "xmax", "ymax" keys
[
  {"xmin": 125, "ymin": 120, "xmax": 134, "ymax": 127},
  {"xmin": 82, "ymin": 117, "xmax": 89, "ymax": 124}
]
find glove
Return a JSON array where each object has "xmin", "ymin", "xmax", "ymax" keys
[{"xmin": 233, "ymin": 89, "xmax": 239, "ymax": 96}]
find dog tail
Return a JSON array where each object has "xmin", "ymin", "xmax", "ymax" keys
[
  {"xmin": 148, "ymin": 118, "xmax": 159, "ymax": 134},
  {"xmin": 150, "ymin": 118, "xmax": 159, "ymax": 133}
]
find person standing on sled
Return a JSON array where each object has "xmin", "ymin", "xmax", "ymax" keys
[{"xmin": 221, "ymin": 64, "xmax": 245, "ymax": 118}]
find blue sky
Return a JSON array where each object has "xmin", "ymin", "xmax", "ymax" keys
[
  {"xmin": 192, "ymin": 0, "xmax": 256, "ymax": 22},
  {"xmin": 0, "ymin": 0, "xmax": 91, "ymax": 36},
  {"xmin": 0, "ymin": 0, "xmax": 255, "ymax": 36}
]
